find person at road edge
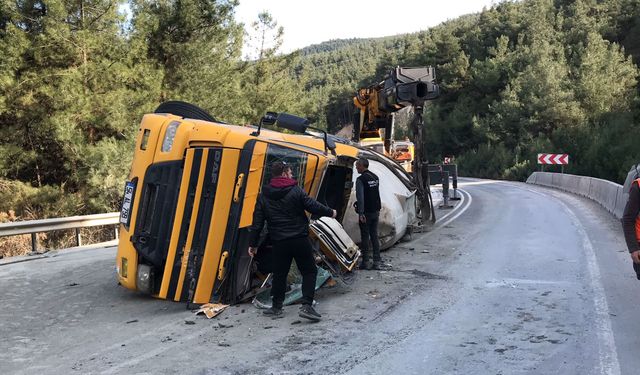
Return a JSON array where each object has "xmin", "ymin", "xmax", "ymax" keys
[
  {"xmin": 355, "ymin": 157, "xmax": 382, "ymax": 270},
  {"xmin": 622, "ymin": 172, "xmax": 640, "ymax": 279}
]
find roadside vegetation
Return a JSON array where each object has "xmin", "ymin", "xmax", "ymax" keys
[{"xmin": 1, "ymin": 0, "xmax": 639, "ymax": 255}]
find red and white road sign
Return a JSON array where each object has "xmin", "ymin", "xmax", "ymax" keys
[{"xmin": 537, "ymin": 153, "xmax": 569, "ymax": 165}]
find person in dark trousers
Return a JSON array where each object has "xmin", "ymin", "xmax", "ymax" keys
[
  {"xmin": 621, "ymin": 175, "xmax": 640, "ymax": 279},
  {"xmin": 355, "ymin": 157, "xmax": 382, "ymax": 270},
  {"xmin": 248, "ymin": 161, "xmax": 336, "ymax": 321}
]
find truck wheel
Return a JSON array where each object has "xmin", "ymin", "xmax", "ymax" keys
[{"xmin": 154, "ymin": 101, "xmax": 218, "ymax": 122}]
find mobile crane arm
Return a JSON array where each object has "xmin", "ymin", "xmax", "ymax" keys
[{"xmin": 352, "ymin": 66, "xmax": 440, "ymax": 223}]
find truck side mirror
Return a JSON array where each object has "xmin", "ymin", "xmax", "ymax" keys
[{"xmin": 251, "ymin": 111, "xmax": 278, "ymax": 136}]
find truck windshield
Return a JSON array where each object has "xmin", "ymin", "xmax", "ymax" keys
[{"xmin": 262, "ymin": 144, "xmax": 309, "ymax": 189}]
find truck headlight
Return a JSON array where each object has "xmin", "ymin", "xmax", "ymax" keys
[
  {"xmin": 137, "ymin": 264, "xmax": 152, "ymax": 294},
  {"xmin": 161, "ymin": 121, "xmax": 181, "ymax": 152}
]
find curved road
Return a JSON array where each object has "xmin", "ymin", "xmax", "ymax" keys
[{"xmin": 1, "ymin": 179, "xmax": 639, "ymax": 374}]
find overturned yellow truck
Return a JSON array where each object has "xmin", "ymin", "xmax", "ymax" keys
[{"xmin": 116, "ymin": 102, "xmax": 421, "ymax": 305}]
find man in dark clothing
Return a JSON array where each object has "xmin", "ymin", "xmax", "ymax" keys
[
  {"xmin": 248, "ymin": 161, "xmax": 336, "ymax": 321},
  {"xmin": 621, "ymin": 174, "xmax": 640, "ymax": 279},
  {"xmin": 355, "ymin": 157, "xmax": 382, "ymax": 270}
]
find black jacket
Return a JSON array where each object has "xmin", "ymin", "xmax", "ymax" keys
[
  {"xmin": 249, "ymin": 184, "xmax": 333, "ymax": 246},
  {"xmin": 621, "ymin": 180, "xmax": 640, "ymax": 280},
  {"xmin": 622, "ymin": 181, "xmax": 640, "ymax": 253},
  {"xmin": 355, "ymin": 170, "xmax": 381, "ymax": 214}
]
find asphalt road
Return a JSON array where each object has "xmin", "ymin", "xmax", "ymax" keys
[{"xmin": 1, "ymin": 179, "xmax": 638, "ymax": 375}]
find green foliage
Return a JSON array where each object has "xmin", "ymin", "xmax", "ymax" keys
[
  {"xmin": 241, "ymin": 11, "xmax": 300, "ymax": 124},
  {"xmin": 0, "ymin": 0, "xmax": 251, "ymax": 221},
  {"xmin": 81, "ymin": 138, "xmax": 135, "ymax": 212},
  {"xmin": 1, "ymin": 0, "xmax": 640, "ymax": 227},
  {"xmin": 456, "ymin": 143, "xmax": 514, "ymax": 180}
]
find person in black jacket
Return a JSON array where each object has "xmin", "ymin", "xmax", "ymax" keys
[
  {"xmin": 621, "ymin": 175, "xmax": 640, "ymax": 279},
  {"xmin": 248, "ymin": 161, "xmax": 336, "ymax": 321},
  {"xmin": 355, "ymin": 157, "xmax": 382, "ymax": 270}
]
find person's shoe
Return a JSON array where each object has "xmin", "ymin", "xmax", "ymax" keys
[
  {"xmin": 371, "ymin": 263, "xmax": 382, "ymax": 270},
  {"xmin": 298, "ymin": 304, "xmax": 322, "ymax": 321},
  {"xmin": 263, "ymin": 306, "xmax": 283, "ymax": 316}
]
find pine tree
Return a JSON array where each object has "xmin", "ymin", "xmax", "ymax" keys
[
  {"xmin": 241, "ymin": 11, "xmax": 299, "ymax": 124},
  {"xmin": 130, "ymin": 0, "xmax": 245, "ymax": 123}
]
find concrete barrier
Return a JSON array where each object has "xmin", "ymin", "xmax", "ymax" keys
[
  {"xmin": 615, "ymin": 190, "xmax": 628, "ymax": 218},
  {"xmin": 577, "ymin": 176, "xmax": 591, "ymax": 198},
  {"xmin": 589, "ymin": 179, "xmax": 620, "ymax": 215},
  {"xmin": 527, "ymin": 172, "xmax": 624, "ymax": 219}
]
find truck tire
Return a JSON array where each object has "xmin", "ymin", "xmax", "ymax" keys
[{"xmin": 154, "ymin": 101, "xmax": 218, "ymax": 123}]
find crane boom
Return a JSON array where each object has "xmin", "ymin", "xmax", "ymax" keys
[{"xmin": 352, "ymin": 66, "xmax": 440, "ymax": 223}]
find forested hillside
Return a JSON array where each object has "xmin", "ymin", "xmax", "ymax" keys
[
  {"xmin": 1, "ymin": 0, "xmax": 639, "ymax": 231},
  {"xmin": 296, "ymin": 0, "xmax": 640, "ymax": 183}
]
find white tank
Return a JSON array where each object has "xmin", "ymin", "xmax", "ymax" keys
[{"xmin": 342, "ymin": 160, "xmax": 416, "ymax": 250}]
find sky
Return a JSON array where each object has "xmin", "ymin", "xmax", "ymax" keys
[{"xmin": 235, "ymin": 0, "xmax": 501, "ymax": 54}]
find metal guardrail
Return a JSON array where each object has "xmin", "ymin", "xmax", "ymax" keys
[{"xmin": 0, "ymin": 212, "xmax": 120, "ymax": 252}]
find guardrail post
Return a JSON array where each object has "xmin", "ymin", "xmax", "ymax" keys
[
  {"xmin": 449, "ymin": 164, "xmax": 461, "ymax": 201},
  {"xmin": 114, "ymin": 225, "xmax": 119, "ymax": 240},
  {"xmin": 31, "ymin": 233, "xmax": 37, "ymax": 253},
  {"xmin": 75, "ymin": 228, "xmax": 82, "ymax": 247},
  {"xmin": 439, "ymin": 171, "xmax": 453, "ymax": 209}
]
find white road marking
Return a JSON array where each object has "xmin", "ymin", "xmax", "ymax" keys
[
  {"xmin": 503, "ymin": 182, "xmax": 621, "ymax": 375},
  {"xmin": 434, "ymin": 187, "xmax": 466, "ymax": 223},
  {"xmin": 457, "ymin": 180, "xmax": 502, "ymax": 187},
  {"xmin": 435, "ymin": 189, "xmax": 472, "ymax": 229}
]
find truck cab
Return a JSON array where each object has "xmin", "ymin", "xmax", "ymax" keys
[{"xmin": 116, "ymin": 111, "xmax": 359, "ymax": 305}]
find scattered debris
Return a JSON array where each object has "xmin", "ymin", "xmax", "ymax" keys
[
  {"xmin": 495, "ymin": 346, "xmax": 517, "ymax": 353},
  {"xmin": 213, "ymin": 322, "xmax": 233, "ymax": 329},
  {"xmin": 409, "ymin": 269, "xmax": 446, "ymax": 280},
  {"xmin": 291, "ymin": 320, "xmax": 302, "ymax": 325},
  {"xmin": 421, "ymin": 250, "xmax": 429, "ymax": 253},
  {"xmin": 126, "ymin": 319, "xmax": 138, "ymax": 324},
  {"xmin": 218, "ymin": 341, "xmax": 230, "ymax": 347},
  {"xmin": 195, "ymin": 303, "xmax": 229, "ymax": 319},
  {"xmin": 184, "ymin": 320, "xmax": 196, "ymax": 325},
  {"xmin": 324, "ymin": 278, "xmax": 338, "ymax": 288},
  {"xmin": 67, "ymin": 282, "xmax": 79, "ymax": 287},
  {"xmin": 264, "ymin": 326, "xmax": 274, "ymax": 330},
  {"xmin": 161, "ymin": 336, "xmax": 172, "ymax": 343},
  {"xmin": 367, "ymin": 290, "xmax": 380, "ymax": 299}
]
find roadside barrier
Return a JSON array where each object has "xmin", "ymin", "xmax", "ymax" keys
[
  {"xmin": 0, "ymin": 213, "xmax": 120, "ymax": 252},
  {"xmin": 428, "ymin": 164, "xmax": 457, "ymax": 208},
  {"xmin": 526, "ymin": 172, "xmax": 625, "ymax": 219}
]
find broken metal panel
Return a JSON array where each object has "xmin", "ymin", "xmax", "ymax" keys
[{"xmin": 309, "ymin": 217, "xmax": 360, "ymax": 272}]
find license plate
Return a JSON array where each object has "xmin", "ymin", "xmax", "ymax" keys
[{"xmin": 120, "ymin": 181, "xmax": 135, "ymax": 225}]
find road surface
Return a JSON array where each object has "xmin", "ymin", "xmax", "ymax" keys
[{"xmin": 1, "ymin": 179, "xmax": 638, "ymax": 374}]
